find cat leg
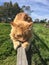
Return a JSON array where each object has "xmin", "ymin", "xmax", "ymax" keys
[
  {"xmin": 13, "ymin": 40, "xmax": 21, "ymax": 50},
  {"xmin": 21, "ymin": 41, "xmax": 30, "ymax": 51}
]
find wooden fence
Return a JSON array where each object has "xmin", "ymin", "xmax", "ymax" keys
[{"xmin": 17, "ymin": 47, "xmax": 28, "ymax": 65}]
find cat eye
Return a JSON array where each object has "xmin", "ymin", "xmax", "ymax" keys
[{"xmin": 17, "ymin": 35, "xmax": 22, "ymax": 37}]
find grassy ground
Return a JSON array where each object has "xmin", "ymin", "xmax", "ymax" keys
[{"xmin": 0, "ymin": 23, "xmax": 49, "ymax": 65}]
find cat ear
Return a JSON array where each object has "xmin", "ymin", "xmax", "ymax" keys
[
  {"xmin": 29, "ymin": 22, "xmax": 33, "ymax": 27},
  {"xmin": 10, "ymin": 22, "xmax": 16, "ymax": 26}
]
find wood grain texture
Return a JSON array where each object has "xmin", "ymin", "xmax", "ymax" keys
[{"xmin": 17, "ymin": 47, "xmax": 28, "ymax": 65}]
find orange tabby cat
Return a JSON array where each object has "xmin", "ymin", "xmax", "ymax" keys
[{"xmin": 10, "ymin": 12, "xmax": 33, "ymax": 50}]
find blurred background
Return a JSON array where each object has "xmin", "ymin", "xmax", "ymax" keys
[{"xmin": 0, "ymin": 0, "xmax": 49, "ymax": 65}]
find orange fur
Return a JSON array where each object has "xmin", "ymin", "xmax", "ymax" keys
[{"xmin": 10, "ymin": 12, "xmax": 33, "ymax": 50}]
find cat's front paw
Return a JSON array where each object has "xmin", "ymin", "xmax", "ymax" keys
[
  {"xmin": 13, "ymin": 41, "xmax": 21, "ymax": 50},
  {"xmin": 21, "ymin": 42, "xmax": 30, "ymax": 51}
]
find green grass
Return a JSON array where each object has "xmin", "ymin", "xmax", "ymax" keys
[
  {"xmin": 0, "ymin": 23, "xmax": 16, "ymax": 65},
  {"xmin": 0, "ymin": 23, "xmax": 49, "ymax": 65}
]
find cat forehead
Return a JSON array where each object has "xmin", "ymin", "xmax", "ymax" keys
[
  {"xmin": 16, "ymin": 12, "xmax": 28, "ymax": 18},
  {"xmin": 13, "ymin": 12, "xmax": 29, "ymax": 22},
  {"xmin": 17, "ymin": 12, "xmax": 28, "ymax": 16}
]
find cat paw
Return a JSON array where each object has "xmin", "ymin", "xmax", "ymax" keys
[
  {"xmin": 13, "ymin": 42, "xmax": 21, "ymax": 50},
  {"xmin": 21, "ymin": 42, "xmax": 30, "ymax": 51}
]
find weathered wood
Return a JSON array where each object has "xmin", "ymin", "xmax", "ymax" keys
[{"xmin": 17, "ymin": 47, "xmax": 28, "ymax": 65}]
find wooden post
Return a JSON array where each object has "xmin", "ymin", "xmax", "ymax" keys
[{"xmin": 17, "ymin": 47, "xmax": 28, "ymax": 65}]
